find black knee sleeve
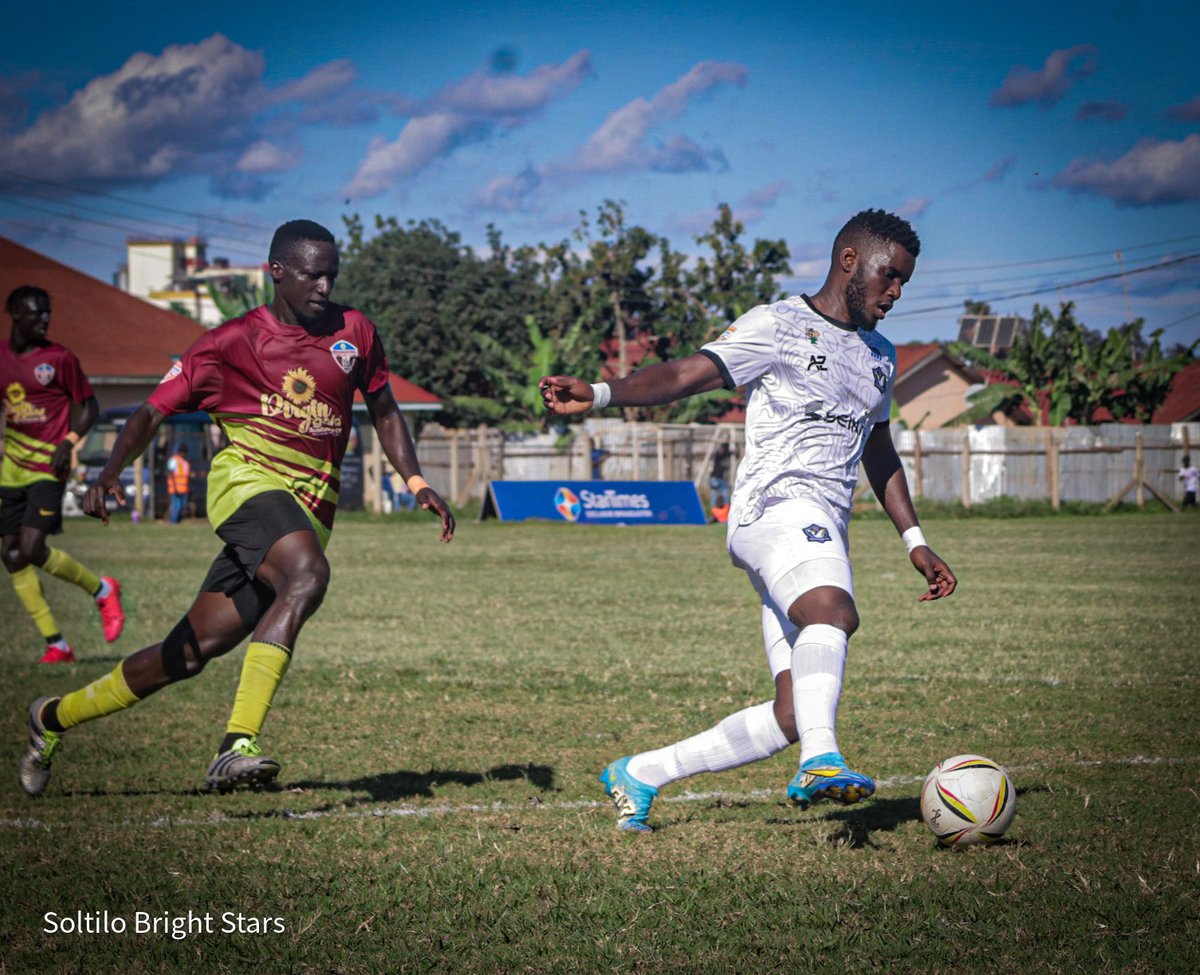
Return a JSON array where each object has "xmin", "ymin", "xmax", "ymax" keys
[{"xmin": 161, "ymin": 616, "xmax": 203, "ymax": 682}]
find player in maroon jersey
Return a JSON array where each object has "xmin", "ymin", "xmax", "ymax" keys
[
  {"xmin": 18, "ymin": 221, "xmax": 454, "ymax": 796},
  {"xmin": 1, "ymin": 286, "xmax": 125, "ymax": 664}
]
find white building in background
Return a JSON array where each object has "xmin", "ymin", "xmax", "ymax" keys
[{"xmin": 116, "ymin": 238, "xmax": 266, "ymax": 327}]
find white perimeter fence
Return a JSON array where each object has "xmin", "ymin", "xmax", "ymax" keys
[{"xmin": 357, "ymin": 421, "xmax": 1200, "ymax": 513}]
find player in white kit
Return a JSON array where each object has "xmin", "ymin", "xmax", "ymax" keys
[{"xmin": 540, "ymin": 209, "xmax": 957, "ymax": 831}]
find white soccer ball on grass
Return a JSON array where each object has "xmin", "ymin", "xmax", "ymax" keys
[{"xmin": 919, "ymin": 754, "xmax": 1016, "ymax": 847}]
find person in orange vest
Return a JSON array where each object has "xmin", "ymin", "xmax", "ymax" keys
[
  {"xmin": 709, "ymin": 441, "xmax": 732, "ymax": 523},
  {"xmin": 166, "ymin": 442, "xmax": 191, "ymax": 523}
]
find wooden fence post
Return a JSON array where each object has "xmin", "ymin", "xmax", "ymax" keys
[
  {"xmin": 132, "ymin": 454, "xmax": 145, "ymax": 520},
  {"xmin": 913, "ymin": 430, "xmax": 923, "ymax": 499},
  {"xmin": 961, "ymin": 428, "xmax": 971, "ymax": 509},
  {"xmin": 1046, "ymin": 428, "xmax": 1061, "ymax": 511},
  {"xmin": 449, "ymin": 428, "xmax": 460, "ymax": 502}
]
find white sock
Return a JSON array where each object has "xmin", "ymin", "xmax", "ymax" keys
[
  {"xmin": 791, "ymin": 624, "xmax": 848, "ymax": 766},
  {"xmin": 94, "ymin": 578, "xmax": 112, "ymax": 600},
  {"xmin": 625, "ymin": 701, "xmax": 791, "ymax": 789}
]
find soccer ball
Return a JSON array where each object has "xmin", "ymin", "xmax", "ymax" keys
[{"xmin": 919, "ymin": 754, "xmax": 1016, "ymax": 847}]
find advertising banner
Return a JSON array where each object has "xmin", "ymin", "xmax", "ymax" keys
[{"xmin": 482, "ymin": 480, "xmax": 707, "ymax": 525}]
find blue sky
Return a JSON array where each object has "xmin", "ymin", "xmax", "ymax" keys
[{"xmin": 2, "ymin": 0, "xmax": 1198, "ymax": 347}]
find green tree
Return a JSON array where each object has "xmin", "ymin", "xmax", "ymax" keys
[
  {"xmin": 337, "ymin": 215, "xmax": 537, "ymax": 427},
  {"xmin": 950, "ymin": 302, "xmax": 1195, "ymax": 425},
  {"xmin": 207, "ymin": 278, "xmax": 274, "ymax": 321}
]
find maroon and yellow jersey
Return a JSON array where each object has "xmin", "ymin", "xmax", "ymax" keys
[
  {"xmin": 1, "ymin": 341, "xmax": 94, "ymax": 487},
  {"xmin": 148, "ymin": 305, "xmax": 389, "ymax": 544}
]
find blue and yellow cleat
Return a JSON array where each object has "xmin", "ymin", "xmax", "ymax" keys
[
  {"xmin": 599, "ymin": 756, "xmax": 658, "ymax": 833},
  {"xmin": 787, "ymin": 751, "xmax": 875, "ymax": 810}
]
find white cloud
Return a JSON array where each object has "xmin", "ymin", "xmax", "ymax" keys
[
  {"xmin": 272, "ymin": 59, "xmax": 357, "ymax": 104},
  {"xmin": 431, "ymin": 51, "xmax": 591, "ymax": 119},
  {"xmin": 666, "ymin": 181, "xmax": 789, "ymax": 236},
  {"xmin": 896, "ymin": 197, "xmax": 932, "ymax": 220},
  {"xmin": 235, "ymin": 140, "xmax": 301, "ymax": 175},
  {"xmin": 476, "ymin": 60, "xmax": 748, "ymax": 213},
  {"xmin": 0, "ymin": 34, "xmax": 266, "ymax": 184},
  {"xmin": 1053, "ymin": 135, "xmax": 1200, "ymax": 206},
  {"xmin": 570, "ymin": 61, "xmax": 746, "ymax": 173},
  {"xmin": 343, "ymin": 52, "xmax": 591, "ymax": 199},
  {"xmin": 990, "ymin": 45, "xmax": 1097, "ymax": 108}
]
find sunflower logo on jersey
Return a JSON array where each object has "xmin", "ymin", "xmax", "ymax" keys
[
  {"xmin": 282, "ymin": 367, "xmax": 317, "ymax": 406},
  {"xmin": 4, "ymin": 381, "xmax": 44, "ymax": 424}
]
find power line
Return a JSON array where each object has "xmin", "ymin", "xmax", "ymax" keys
[
  {"xmin": 917, "ymin": 232, "xmax": 1200, "ymax": 277},
  {"xmin": 0, "ymin": 167, "xmax": 275, "ymax": 235},
  {"xmin": 8, "ymin": 184, "xmax": 267, "ymax": 256},
  {"xmin": 893, "ymin": 253, "xmax": 1200, "ymax": 318}
]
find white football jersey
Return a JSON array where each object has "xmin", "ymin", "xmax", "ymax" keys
[{"xmin": 700, "ymin": 295, "xmax": 896, "ymax": 528}]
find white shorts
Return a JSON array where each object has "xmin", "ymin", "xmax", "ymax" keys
[{"xmin": 727, "ymin": 498, "xmax": 854, "ymax": 678}]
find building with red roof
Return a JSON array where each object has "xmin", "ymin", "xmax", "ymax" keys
[
  {"xmin": 1152, "ymin": 360, "xmax": 1200, "ymax": 424},
  {"xmin": 2, "ymin": 236, "xmax": 440, "ymax": 413},
  {"xmin": 2, "ymin": 235, "xmax": 207, "ymax": 408}
]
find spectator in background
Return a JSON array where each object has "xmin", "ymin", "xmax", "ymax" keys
[
  {"xmin": 709, "ymin": 441, "xmax": 732, "ymax": 523},
  {"xmin": 166, "ymin": 443, "xmax": 191, "ymax": 523},
  {"xmin": 1180, "ymin": 454, "xmax": 1198, "ymax": 509},
  {"xmin": 591, "ymin": 440, "xmax": 611, "ymax": 480},
  {"xmin": 384, "ymin": 467, "xmax": 416, "ymax": 512}
]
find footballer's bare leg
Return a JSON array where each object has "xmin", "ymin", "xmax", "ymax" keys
[{"xmin": 208, "ymin": 529, "xmax": 329, "ymax": 793}]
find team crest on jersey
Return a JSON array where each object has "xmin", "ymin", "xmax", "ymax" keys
[
  {"xmin": 803, "ymin": 524, "xmax": 832, "ymax": 543},
  {"xmin": 160, "ymin": 361, "xmax": 183, "ymax": 384},
  {"xmin": 329, "ymin": 340, "xmax": 358, "ymax": 374},
  {"xmin": 806, "ymin": 327, "xmax": 820, "ymax": 345},
  {"xmin": 872, "ymin": 366, "xmax": 888, "ymax": 393},
  {"xmin": 34, "ymin": 363, "xmax": 55, "ymax": 386}
]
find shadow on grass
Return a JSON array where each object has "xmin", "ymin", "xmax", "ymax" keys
[
  {"xmin": 754, "ymin": 785, "xmax": 1041, "ymax": 849},
  {"xmin": 289, "ymin": 762, "xmax": 557, "ymax": 802},
  {"xmin": 55, "ymin": 763, "xmax": 555, "ymax": 806}
]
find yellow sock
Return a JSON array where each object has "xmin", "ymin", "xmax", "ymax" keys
[
  {"xmin": 10, "ymin": 565, "xmax": 61, "ymax": 639},
  {"xmin": 56, "ymin": 662, "xmax": 141, "ymax": 730},
  {"xmin": 225, "ymin": 642, "xmax": 292, "ymax": 738},
  {"xmin": 42, "ymin": 547, "xmax": 102, "ymax": 596}
]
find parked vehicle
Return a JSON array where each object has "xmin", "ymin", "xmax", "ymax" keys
[{"xmin": 73, "ymin": 407, "xmax": 224, "ymax": 519}]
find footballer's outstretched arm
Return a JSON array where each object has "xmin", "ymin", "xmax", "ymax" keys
[
  {"xmin": 862, "ymin": 422, "xmax": 957, "ymax": 602},
  {"xmin": 364, "ymin": 383, "xmax": 455, "ymax": 542},
  {"xmin": 540, "ymin": 353, "xmax": 726, "ymax": 416},
  {"xmin": 83, "ymin": 402, "xmax": 166, "ymax": 524}
]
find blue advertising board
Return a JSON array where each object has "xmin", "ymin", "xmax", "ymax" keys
[{"xmin": 482, "ymin": 480, "xmax": 707, "ymax": 525}]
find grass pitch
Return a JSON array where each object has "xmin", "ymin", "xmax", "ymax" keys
[{"xmin": 1, "ymin": 511, "xmax": 1197, "ymax": 974}]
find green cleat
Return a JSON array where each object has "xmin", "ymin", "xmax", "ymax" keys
[
  {"xmin": 204, "ymin": 736, "xmax": 280, "ymax": 794},
  {"xmin": 18, "ymin": 696, "xmax": 63, "ymax": 797}
]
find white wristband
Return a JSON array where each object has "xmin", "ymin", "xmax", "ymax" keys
[
  {"xmin": 902, "ymin": 526, "xmax": 927, "ymax": 554},
  {"xmin": 590, "ymin": 382, "xmax": 612, "ymax": 410}
]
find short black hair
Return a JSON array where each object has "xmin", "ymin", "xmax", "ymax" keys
[
  {"xmin": 833, "ymin": 209, "xmax": 921, "ymax": 260},
  {"xmin": 268, "ymin": 219, "xmax": 336, "ymax": 264},
  {"xmin": 6, "ymin": 285, "xmax": 50, "ymax": 315}
]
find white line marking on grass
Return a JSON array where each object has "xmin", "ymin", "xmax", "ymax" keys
[{"xmin": 3, "ymin": 754, "xmax": 1196, "ymax": 831}]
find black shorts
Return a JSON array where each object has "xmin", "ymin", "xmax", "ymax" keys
[
  {"xmin": 0, "ymin": 480, "xmax": 66, "ymax": 537},
  {"xmin": 198, "ymin": 490, "xmax": 317, "ymax": 629}
]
